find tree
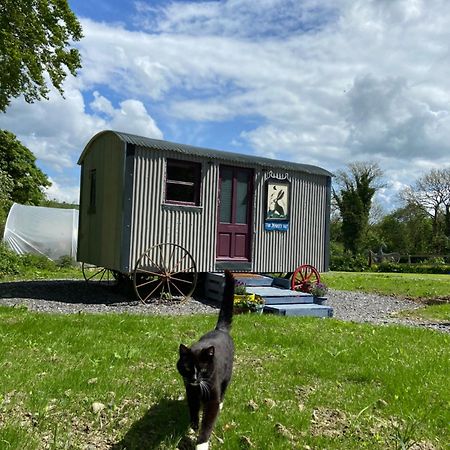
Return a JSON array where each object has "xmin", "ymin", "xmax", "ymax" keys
[
  {"xmin": 401, "ymin": 168, "xmax": 450, "ymax": 252},
  {"xmin": 375, "ymin": 204, "xmax": 433, "ymax": 255},
  {"xmin": 0, "ymin": 130, "xmax": 51, "ymax": 205},
  {"xmin": 333, "ymin": 162, "xmax": 384, "ymax": 254},
  {"xmin": 0, "ymin": 0, "xmax": 83, "ymax": 112},
  {"xmin": 0, "ymin": 168, "xmax": 14, "ymax": 235}
]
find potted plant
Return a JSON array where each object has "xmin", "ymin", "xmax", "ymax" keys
[
  {"xmin": 310, "ymin": 282, "xmax": 328, "ymax": 305},
  {"xmin": 233, "ymin": 281, "xmax": 265, "ymax": 314}
]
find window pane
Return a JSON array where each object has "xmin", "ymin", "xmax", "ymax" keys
[
  {"xmin": 165, "ymin": 159, "xmax": 201, "ymax": 205},
  {"xmin": 89, "ymin": 170, "xmax": 96, "ymax": 211},
  {"xmin": 220, "ymin": 168, "xmax": 233, "ymax": 223},
  {"xmin": 166, "ymin": 182, "xmax": 195, "ymax": 203},
  {"xmin": 167, "ymin": 162, "xmax": 198, "ymax": 183},
  {"xmin": 236, "ymin": 171, "xmax": 249, "ymax": 223}
]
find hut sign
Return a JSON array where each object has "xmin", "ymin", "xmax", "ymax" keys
[{"xmin": 265, "ymin": 177, "xmax": 290, "ymax": 231}]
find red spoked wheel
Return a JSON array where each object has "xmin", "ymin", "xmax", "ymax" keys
[{"xmin": 291, "ymin": 264, "xmax": 320, "ymax": 292}]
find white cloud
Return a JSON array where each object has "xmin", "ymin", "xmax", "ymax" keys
[
  {"xmin": 2, "ymin": 0, "xmax": 450, "ymax": 209},
  {"xmin": 0, "ymin": 81, "xmax": 163, "ymax": 201},
  {"xmin": 44, "ymin": 177, "xmax": 80, "ymax": 204}
]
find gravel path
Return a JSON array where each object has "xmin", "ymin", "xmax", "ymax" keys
[{"xmin": 0, "ymin": 280, "xmax": 448, "ymax": 333}]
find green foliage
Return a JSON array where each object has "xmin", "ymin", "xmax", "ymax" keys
[
  {"xmin": 333, "ymin": 162, "xmax": 383, "ymax": 255},
  {"xmin": 0, "ymin": 242, "xmax": 81, "ymax": 280},
  {"xmin": 330, "ymin": 252, "xmax": 369, "ymax": 272},
  {"xmin": 374, "ymin": 204, "xmax": 433, "ymax": 255},
  {"xmin": 0, "ymin": 168, "xmax": 14, "ymax": 235},
  {"xmin": 19, "ymin": 252, "xmax": 56, "ymax": 270},
  {"xmin": 0, "ymin": 242, "xmax": 21, "ymax": 276},
  {"xmin": 0, "ymin": 130, "xmax": 51, "ymax": 205},
  {"xmin": 40, "ymin": 198, "xmax": 79, "ymax": 209},
  {"xmin": 56, "ymin": 254, "xmax": 76, "ymax": 268},
  {"xmin": 0, "ymin": 311, "xmax": 448, "ymax": 449},
  {"xmin": 0, "ymin": 0, "xmax": 83, "ymax": 112}
]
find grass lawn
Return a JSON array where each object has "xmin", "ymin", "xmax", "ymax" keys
[
  {"xmin": 0, "ymin": 307, "xmax": 448, "ymax": 449},
  {"xmin": 322, "ymin": 271, "xmax": 450, "ymax": 300},
  {"xmin": 395, "ymin": 303, "xmax": 450, "ymax": 322}
]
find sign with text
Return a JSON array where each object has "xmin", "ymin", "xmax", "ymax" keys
[
  {"xmin": 265, "ymin": 177, "xmax": 290, "ymax": 232},
  {"xmin": 265, "ymin": 221, "xmax": 289, "ymax": 231}
]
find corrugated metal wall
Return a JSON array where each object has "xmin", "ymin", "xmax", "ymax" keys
[
  {"xmin": 127, "ymin": 147, "xmax": 219, "ymax": 272},
  {"xmin": 252, "ymin": 170, "xmax": 329, "ymax": 273},
  {"xmin": 126, "ymin": 149, "xmax": 329, "ymax": 273}
]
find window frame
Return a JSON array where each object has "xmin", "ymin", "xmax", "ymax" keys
[
  {"xmin": 164, "ymin": 158, "xmax": 202, "ymax": 206},
  {"xmin": 88, "ymin": 169, "xmax": 97, "ymax": 213}
]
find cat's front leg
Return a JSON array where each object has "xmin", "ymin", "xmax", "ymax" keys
[
  {"xmin": 186, "ymin": 388, "xmax": 201, "ymax": 431},
  {"xmin": 196, "ymin": 400, "xmax": 220, "ymax": 449}
]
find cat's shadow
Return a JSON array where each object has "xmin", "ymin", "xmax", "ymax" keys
[{"xmin": 112, "ymin": 398, "xmax": 194, "ymax": 450}]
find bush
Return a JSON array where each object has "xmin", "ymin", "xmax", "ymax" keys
[
  {"xmin": 0, "ymin": 243, "xmax": 58, "ymax": 277},
  {"xmin": 0, "ymin": 242, "xmax": 21, "ymax": 276},
  {"xmin": 56, "ymin": 255, "xmax": 76, "ymax": 268},
  {"xmin": 330, "ymin": 253, "xmax": 369, "ymax": 272},
  {"xmin": 19, "ymin": 253, "xmax": 56, "ymax": 270}
]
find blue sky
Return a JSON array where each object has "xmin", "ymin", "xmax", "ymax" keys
[{"xmin": 1, "ymin": 0, "xmax": 450, "ymax": 211}]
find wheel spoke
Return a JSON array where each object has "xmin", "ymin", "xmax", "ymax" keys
[
  {"xmin": 167, "ymin": 246, "xmax": 176, "ymax": 271},
  {"xmin": 144, "ymin": 253, "xmax": 164, "ymax": 273},
  {"xmin": 170, "ymin": 276, "xmax": 192, "ymax": 284},
  {"xmin": 172, "ymin": 265, "xmax": 196, "ymax": 275},
  {"xmin": 86, "ymin": 268, "xmax": 105, "ymax": 281},
  {"xmin": 169, "ymin": 280, "xmax": 186, "ymax": 297},
  {"xmin": 166, "ymin": 280, "xmax": 173, "ymax": 298},
  {"xmin": 158, "ymin": 245, "xmax": 168, "ymax": 270},
  {"xmin": 142, "ymin": 280, "xmax": 164, "ymax": 303},
  {"xmin": 136, "ymin": 268, "xmax": 163, "ymax": 277},
  {"xmin": 170, "ymin": 252, "xmax": 189, "ymax": 274},
  {"xmin": 133, "ymin": 243, "xmax": 197, "ymax": 302},
  {"xmin": 136, "ymin": 277, "xmax": 160, "ymax": 289}
]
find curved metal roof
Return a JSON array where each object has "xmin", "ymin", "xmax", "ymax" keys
[{"xmin": 78, "ymin": 130, "xmax": 332, "ymax": 177}]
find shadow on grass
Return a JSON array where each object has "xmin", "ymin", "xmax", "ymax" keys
[{"xmin": 112, "ymin": 398, "xmax": 194, "ymax": 450}]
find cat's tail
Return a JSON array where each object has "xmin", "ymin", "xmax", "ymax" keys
[{"xmin": 215, "ymin": 270, "xmax": 234, "ymax": 332}]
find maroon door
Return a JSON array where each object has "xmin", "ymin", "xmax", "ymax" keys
[{"xmin": 217, "ymin": 166, "xmax": 253, "ymax": 261}]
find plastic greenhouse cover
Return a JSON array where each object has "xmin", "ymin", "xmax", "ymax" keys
[{"xmin": 3, "ymin": 203, "xmax": 79, "ymax": 261}]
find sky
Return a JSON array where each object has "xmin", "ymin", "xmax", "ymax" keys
[{"xmin": 1, "ymin": 0, "xmax": 450, "ymax": 211}]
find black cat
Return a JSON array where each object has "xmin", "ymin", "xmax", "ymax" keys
[{"xmin": 177, "ymin": 270, "xmax": 235, "ymax": 450}]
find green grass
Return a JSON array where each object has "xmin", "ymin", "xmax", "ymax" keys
[
  {"xmin": 0, "ymin": 307, "xmax": 448, "ymax": 449},
  {"xmin": 322, "ymin": 271, "xmax": 450, "ymax": 300},
  {"xmin": 0, "ymin": 265, "xmax": 83, "ymax": 282},
  {"xmin": 395, "ymin": 304, "xmax": 450, "ymax": 322}
]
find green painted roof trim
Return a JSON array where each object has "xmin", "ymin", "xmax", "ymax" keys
[{"xmin": 78, "ymin": 130, "xmax": 332, "ymax": 177}]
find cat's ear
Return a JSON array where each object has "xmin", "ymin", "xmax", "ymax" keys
[
  {"xmin": 200, "ymin": 346, "xmax": 215, "ymax": 361},
  {"xmin": 179, "ymin": 344, "xmax": 190, "ymax": 356}
]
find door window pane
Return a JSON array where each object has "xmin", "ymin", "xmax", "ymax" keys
[
  {"xmin": 220, "ymin": 168, "xmax": 233, "ymax": 223},
  {"xmin": 236, "ymin": 171, "xmax": 249, "ymax": 223}
]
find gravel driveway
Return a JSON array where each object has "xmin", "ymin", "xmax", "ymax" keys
[{"xmin": 0, "ymin": 279, "xmax": 448, "ymax": 333}]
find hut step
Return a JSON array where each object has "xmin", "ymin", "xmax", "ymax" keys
[
  {"xmin": 264, "ymin": 303, "xmax": 333, "ymax": 318},
  {"xmin": 246, "ymin": 286, "xmax": 314, "ymax": 305}
]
